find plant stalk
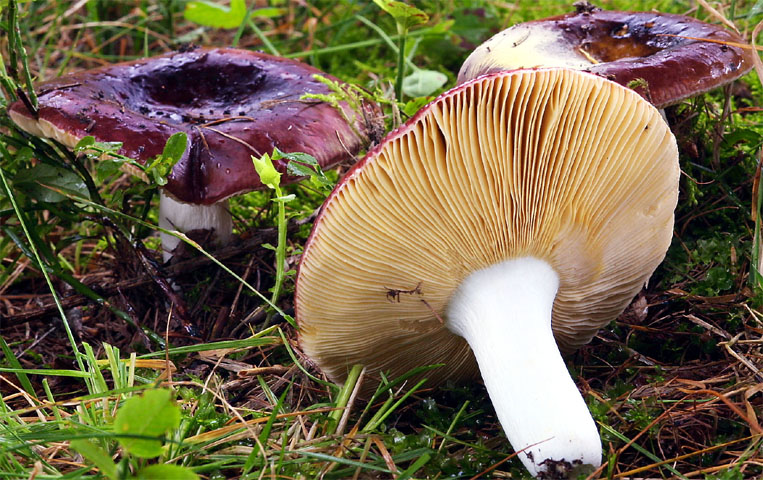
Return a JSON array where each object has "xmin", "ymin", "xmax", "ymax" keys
[
  {"xmin": 395, "ymin": 27, "xmax": 407, "ymax": 101},
  {"xmin": 270, "ymin": 186, "xmax": 287, "ymax": 307}
]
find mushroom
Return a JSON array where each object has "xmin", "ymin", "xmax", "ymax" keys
[
  {"xmin": 457, "ymin": 6, "xmax": 754, "ymax": 108},
  {"xmin": 9, "ymin": 47, "xmax": 381, "ymax": 259},
  {"xmin": 296, "ymin": 68, "xmax": 679, "ymax": 477}
]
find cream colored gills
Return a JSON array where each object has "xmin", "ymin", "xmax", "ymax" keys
[{"xmin": 297, "ymin": 68, "xmax": 678, "ymax": 478}]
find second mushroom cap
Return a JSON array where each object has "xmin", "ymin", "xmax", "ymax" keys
[{"xmin": 457, "ymin": 9, "xmax": 754, "ymax": 108}]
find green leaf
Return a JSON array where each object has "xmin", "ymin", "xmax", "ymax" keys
[
  {"xmin": 70, "ymin": 440, "xmax": 118, "ymax": 480},
  {"xmin": 402, "ymin": 96, "xmax": 432, "ymax": 117},
  {"xmin": 95, "ymin": 158, "xmax": 124, "ymax": 184},
  {"xmin": 402, "ymin": 69, "xmax": 447, "ymax": 98},
  {"xmin": 74, "ymin": 136, "xmax": 123, "ymax": 155},
  {"xmin": 722, "ymin": 128, "xmax": 762, "ymax": 149},
  {"xmin": 294, "ymin": 451, "xmax": 391, "ymax": 472},
  {"xmin": 136, "ymin": 464, "xmax": 199, "ymax": 480},
  {"xmin": 114, "ymin": 389, "xmax": 181, "ymax": 458},
  {"xmin": 252, "ymin": 152, "xmax": 282, "ymax": 190},
  {"xmin": 72, "ymin": 136, "xmax": 134, "ymax": 184},
  {"xmin": 149, "ymin": 170, "xmax": 167, "ymax": 186},
  {"xmin": 285, "ymin": 162, "xmax": 318, "ymax": 178},
  {"xmin": 13, "ymin": 163, "xmax": 89, "ymax": 203},
  {"xmin": 161, "ymin": 132, "xmax": 188, "ymax": 165},
  {"xmin": 145, "ymin": 132, "xmax": 188, "ymax": 185},
  {"xmin": 184, "ymin": 0, "xmax": 247, "ymax": 29},
  {"xmin": 242, "ymin": 385, "xmax": 291, "ymax": 475},
  {"xmin": 372, "ymin": 0, "xmax": 428, "ymax": 31},
  {"xmin": 74, "ymin": 136, "xmax": 95, "ymax": 150},
  {"xmin": 278, "ymin": 149, "xmax": 333, "ymax": 191},
  {"xmin": 272, "ymin": 149, "xmax": 318, "ymax": 166}
]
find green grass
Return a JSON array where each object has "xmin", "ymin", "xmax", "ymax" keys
[{"xmin": 1, "ymin": 0, "xmax": 762, "ymax": 479}]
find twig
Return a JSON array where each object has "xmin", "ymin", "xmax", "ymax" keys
[
  {"xmin": 719, "ymin": 333, "xmax": 763, "ymax": 383},
  {"xmin": 336, "ymin": 367, "xmax": 365, "ymax": 437},
  {"xmin": 677, "ymin": 388, "xmax": 763, "ymax": 435}
]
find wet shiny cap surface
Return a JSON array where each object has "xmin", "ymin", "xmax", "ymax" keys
[
  {"xmin": 458, "ymin": 8, "xmax": 754, "ymax": 108},
  {"xmin": 10, "ymin": 47, "xmax": 381, "ymax": 204}
]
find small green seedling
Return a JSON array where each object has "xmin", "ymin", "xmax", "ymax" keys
[
  {"xmin": 253, "ymin": 148, "xmax": 328, "ymax": 317},
  {"xmin": 76, "ymin": 132, "xmax": 187, "ymax": 187},
  {"xmin": 144, "ymin": 131, "xmax": 187, "ymax": 186},
  {"xmin": 373, "ymin": 0, "xmax": 429, "ymax": 100},
  {"xmin": 114, "ymin": 388, "xmax": 181, "ymax": 458},
  {"xmin": 252, "ymin": 149, "xmax": 294, "ymax": 308},
  {"xmin": 70, "ymin": 388, "xmax": 198, "ymax": 480}
]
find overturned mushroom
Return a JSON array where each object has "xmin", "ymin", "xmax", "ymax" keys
[
  {"xmin": 457, "ymin": 7, "xmax": 754, "ymax": 108},
  {"xmin": 9, "ymin": 47, "xmax": 381, "ymax": 259},
  {"xmin": 296, "ymin": 68, "xmax": 679, "ymax": 477}
]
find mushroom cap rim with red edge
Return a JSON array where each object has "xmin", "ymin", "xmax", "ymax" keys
[
  {"xmin": 295, "ymin": 67, "xmax": 679, "ymax": 385},
  {"xmin": 456, "ymin": 9, "xmax": 755, "ymax": 108}
]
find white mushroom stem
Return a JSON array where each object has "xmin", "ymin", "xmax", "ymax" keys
[
  {"xmin": 446, "ymin": 257, "xmax": 601, "ymax": 477},
  {"xmin": 159, "ymin": 190, "xmax": 233, "ymax": 261}
]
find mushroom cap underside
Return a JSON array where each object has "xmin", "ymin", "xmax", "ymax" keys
[
  {"xmin": 296, "ymin": 68, "xmax": 679, "ymax": 388},
  {"xmin": 457, "ymin": 10, "xmax": 754, "ymax": 108},
  {"xmin": 9, "ymin": 47, "xmax": 381, "ymax": 204}
]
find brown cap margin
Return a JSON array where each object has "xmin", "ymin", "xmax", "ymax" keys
[{"xmin": 457, "ymin": 10, "xmax": 754, "ymax": 108}]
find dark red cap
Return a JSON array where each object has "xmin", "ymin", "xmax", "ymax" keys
[
  {"xmin": 10, "ymin": 47, "xmax": 382, "ymax": 204},
  {"xmin": 458, "ymin": 9, "xmax": 754, "ymax": 108}
]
